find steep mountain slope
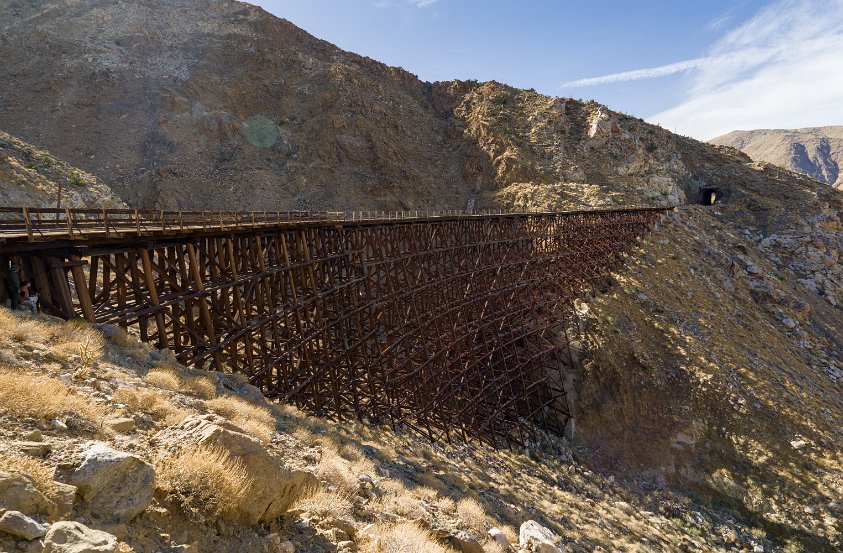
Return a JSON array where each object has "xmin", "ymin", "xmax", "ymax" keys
[
  {"xmin": 0, "ymin": 0, "xmax": 480, "ymax": 211},
  {"xmin": 0, "ymin": 0, "xmax": 841, "ymax": 551},
  {"xmin": 711, "ymin": 127, "xmax": 843, "ymax": 189},
  {"xmin": 0, "ymin": 130, "xmax": 124, "ymax": 208}
]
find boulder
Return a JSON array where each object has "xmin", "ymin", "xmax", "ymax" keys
[
  {"xmin": 488, "ymin": 527, "xmax": 510, "ymax": 551},
  {"xmin": 104, "ymin": 417, "xmax": 135, "ymax": 434},
  {"xmin": 159, "ymin": 415, "xmax": 318, "ymax": 525},
  {"xmin": 0, "ymin": 510, "xmax": 48, "ymax": 540},
  {"xmin": 18, "ymin": 442, "xmax": 52, "ymax": 458},
  {"xmin": 519, "ymin": 520, "xmax": 565, "ymax": 553},
  {"xmin": 0, "ymin": 471, "xmax": 57, "ymax": 517},
  {"xmin": 448, "ymin": 530, "xmax": 484, "ymax": 553},
  {"xmin": 43, "ymin": 521, "xmax": 119, "ymax": 553},
  {"xmin": 70, "ymin": 443, "xmax": 155, "ymax": 522},
  {"xmin": 52, "ymin": 482, "xmax": 79, "ymax": 520}
]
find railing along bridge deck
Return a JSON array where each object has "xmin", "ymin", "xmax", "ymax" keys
[{"xmin": 0, "ymin": 206, "xmax": 669, "ymax": 445}]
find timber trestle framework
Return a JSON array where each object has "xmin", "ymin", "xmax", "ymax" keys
[{"xmin": 0, "ymin": 207, "xmax": 669, "ymax": 446}]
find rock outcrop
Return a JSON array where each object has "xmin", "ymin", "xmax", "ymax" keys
[
  {"xmin": 70, "ymin": 443, "xmax": 155, "ymax": 523},
  {"xmin": 711, "ymin": 126, "xmax": 843, "ymax": 189},
  {"xmin": 43, "ymin": 521, "xmax": 119, "ymax": 553},
  {"xmin": 156, "ymin": 414, "xmax": 318, "ymax": 525}
]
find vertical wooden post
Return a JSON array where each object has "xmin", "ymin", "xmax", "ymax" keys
[
  {"xmin": 140, "ymin": 248, "xmax": 168, "ymax": 348},
  {"xmin": 187, "ymin": 243, "xmax": 223, "ymax": 370},
  {"xmin": 68, "ymin": 256, "xmax": 95, "ymax": 321}
]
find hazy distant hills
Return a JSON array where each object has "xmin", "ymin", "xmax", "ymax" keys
[{"xmin": 711, "ymin": 126, "xmax": 843, "ymax": 189}]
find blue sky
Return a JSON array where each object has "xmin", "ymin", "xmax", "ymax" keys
[{"xmin": 247, "ymin": 0, "xmax": 843, "ymax": 140}]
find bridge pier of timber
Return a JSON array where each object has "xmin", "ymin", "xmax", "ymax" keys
[{"xmin": 0, "ymin": 207, "xmax": 668, "ymax": 446}]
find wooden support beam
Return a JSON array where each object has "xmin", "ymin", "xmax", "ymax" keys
[
  {"xmin": 140, "ymin": 248, "xmax": 168, "ymax": 349},
  {"xmin": 68, "ymin": 256, "xmax": 95, "ymax": 321}
]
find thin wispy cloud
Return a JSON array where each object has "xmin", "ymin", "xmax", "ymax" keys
[
  {"xmin": 374, "ymin": 0, "xmax": 440, "ymax": 7},
  {"xmin": 560, "ymin": 58, "xmax": 709, "ymax": 88},
  {"xmin": 560, "ymin": 0, "xmax": 843, "ymax": 139}
]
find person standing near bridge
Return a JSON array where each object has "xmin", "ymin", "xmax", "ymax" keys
[
  {"xmin": 19, "ymin": 280, "xmax": 38, "ymax": 314},
  {"xmin": 4, "ymin": 263, "xmax": 21, "ymax": 311}
]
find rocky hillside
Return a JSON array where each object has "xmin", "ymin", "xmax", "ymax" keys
[
  {"xmin": 0, "ymin": 0, "xmax": 841, "ymax": 552},
  {"xmin": 0, "ymin": 131, "xmax": 124, "ymax": 209},
  {"xmin": 711, "ymin": 127, "xmax": 843, "ymax": 190},
  {"xmin": 0, "ymin": 309, "xmax": 803, "ymax": 553},
  {"xmin": 0, "ymin": 0, "xmax": 750, "ymax": 212}
]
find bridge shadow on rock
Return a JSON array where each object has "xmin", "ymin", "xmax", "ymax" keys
[{"xmin": 0, "ymin": 207, "xmax": 668, "ymax": 446}]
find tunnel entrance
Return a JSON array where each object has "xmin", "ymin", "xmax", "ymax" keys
[{"xmin": 699, "ymin": 188, "xmax": 719, "ymax": 205}]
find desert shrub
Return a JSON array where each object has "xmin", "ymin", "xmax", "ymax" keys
[
  {"xmin": 293, "ymin": 489, "xmax": 353, "ymax": 520},
  {"xmin": 316, "ymin": 444, "xmax": 376, "ymax": 496},
  {"xmin": 360, "ymin": 521, "xmax": 454, "ymax": 553},
  {"xmin": 113, "ymin": 387, "xmax": 188, "ymax": 425},
  {"xmin": 0, "ymin": 452, "xmax": 58, "ymax": 501},
  {"xmin": 145, "ymin": 368, "xmax": 182, "ymax": 391},
  {"xmin": 155, "ymin": 444, "xmax": 251, "ymax": 522},
  {"xmin": 145, "ymin": 367, "xmax": 216, "ymax": 399},
  {"xmin": 206, "ymin": 396, "xmax": 275, "ymax": 443},
  {"xmin": 370, "ymin": 480, "xmax": 427, "ymax": 520},
  {"xmin": 0, "ymin": 309, "xmax": 52, "ymax": 344},
  {"xmin": 69, "ymin": 171, "xmax": 86, "ymax": 186},
  {"xmin": 456, "ymin": 497, "xmax": 487, "ymax": 534},
  {"xmin": 54, "ymin": 319, "xmax": 104, "ymax": 361},
  {"xmin": 0, "ymin": 367, "xmax": 106, "ymax": 420}
]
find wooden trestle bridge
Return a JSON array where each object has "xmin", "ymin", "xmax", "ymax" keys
[{"xmin": 0, "ymin": 206, "xmax": 668, "ymax": 445}]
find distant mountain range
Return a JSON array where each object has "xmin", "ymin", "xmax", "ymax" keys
[{"xmin": 711, "ymin": 126, "xmax": 843, "ymax": 189}]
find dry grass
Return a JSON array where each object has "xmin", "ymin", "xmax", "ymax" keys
[
  {"xmin": 360, "ymin": 522, "xmax": 455, "ymax": 553},
  {"xmin": 370, "ymin": 480, "xmax": 427, "ymax": 520},
  {"xmin": 456, "ymin": 497, "xmax": 487, "ymax": 534},
  {"xmin": 316, "ymin": 444, "xmax": 376, "ymax": 496},
  {"xmin": 155, "ymin": 444, "xmax": 252, "ymax": 522},
  {"xmin": 53, "ymin": 319, "xmax": 104, "ymax": 361},
  {"xmin": 145, "ymin": 368, "xmax": 182, "ymax": 391},
  {"xmin": 145, "ymin": 367, "xmax": 217, "ymax": 399},
  {"xmin": 107, "ymin": 326, "xmax": 139, "ymax": 349},
  {"xmin": 293, "ymin": 489, "xmax": 354, "ymax": 520},
  {"xmin": 206, "ymin": 396, "xmax": 275, "ymax": 443},
  {"xmin": 113, "ymin": 387, "xmax": 189, "ymax": 426},
  {"xmin": 433, "ymin": 496, "xmax": 456, "ymax": 513},
  {"xmin": 0, "ymin": 452, "xmax": 58, "ymax": 501},
  {"xmin": 184, "ymin": 375, "xmax": 216, "ymax": 399},
  {"xmin": 0, "ymin": 367, "xmax": 107, "ymax": 420},
  {"xmin": 0, "ymin": 308, "xmax": 52, "ymax": 343}
]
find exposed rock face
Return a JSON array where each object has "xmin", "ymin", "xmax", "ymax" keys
[
  {"xmin": 0, "ymin": 0, "xmax": 791, "ymax": 213},
  {"xmin": 711, "ymin": 126, "xmax": 843, "ymax": 189},
  {"xmin": 0, "ymin": 130, "xmax": 125, "ymax": 208},
  {"xmin": 0, "ymin": 510, "xmax": 48, "ymax": 540},
  {"xmin": 519, "ymin": 520, "xmax": 565, "ymax": 553},
  {"xmin": 0, "ymin": 471, "xmax": 56, "ymax": 518},
  {"xmin": 70, "ymin": 443, "xmax": 155, "ymax": 523},
  {"xmin": 0, "ymin": 0, "xmax": 476, "ymax": 211},
  {"xmin": 43, "ymin": 521, "xmax": 119, "ymax": 553},
  {"xmin": 157, "ymin": 414, "xmax": 318, "ymax": 525}
]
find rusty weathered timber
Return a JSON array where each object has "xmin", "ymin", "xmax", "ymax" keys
[{"xmin": 0, "ymin": 207, "xmax": 669, "ymax": 445}]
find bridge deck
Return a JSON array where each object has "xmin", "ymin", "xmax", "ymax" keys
[
  {"xmin": 0, "ymin": 206, "xmax": 669, "ymax": 247},
  {"xmin": 0, "ymin": 205, "xmax": 670, "ymax": 445}
]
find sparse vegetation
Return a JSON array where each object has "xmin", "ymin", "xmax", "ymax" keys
[
  {"xmin": 0, "ymin": 367, "xmax": 107, "ymax": 420},
  {"xmin": 0, "ymin": 452, "xmax": 59, "ymax": 502},
  {"xmin": 206, "ymin": 396, "xmax": 275, "ymax": 442},
  {"xmin": 155, "ymin": 444, "xmax": 252, "ymax": 522},
  {"xmin": 113, "ymin": 387, "xmax": 189, "ymax": 425},
  {"xmin": 360, "ymin": 521, "xmax": 455, "ymax": 553}
]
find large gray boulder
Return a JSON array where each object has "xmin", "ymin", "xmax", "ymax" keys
[
  {"xmin": 159, "ymin": 414, "xmax": 318, "ymax": 525},
  {"xmin": 0, "ymin": 471, "xmax": 57, "ymax": 517},
  {"xmin": 70, "ymin": 443, "xmax": 155, "ymax": 522},
  {"xmin": 0, "ymin": 510, "xmax": 48, "ymax": 540},
  {"xmin": 43, "ymin": 521, "xmax": 119, "ymax": 553},
  {"xmin": 519, "ymin": 520, "xmax": 566, "ymax": 553}
]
